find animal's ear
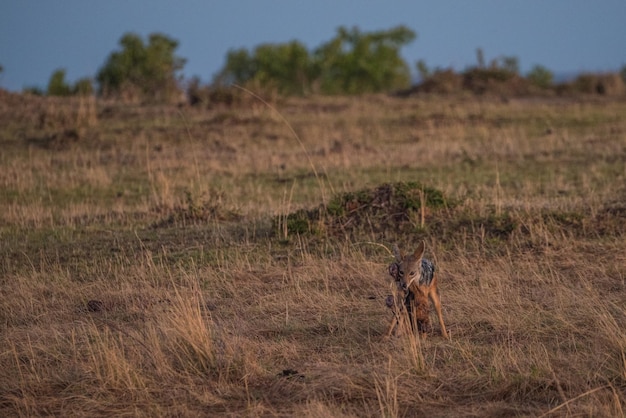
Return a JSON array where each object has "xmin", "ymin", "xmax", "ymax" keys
[
  {"xmin": 392, "ymin": 244, "xmax": 403, "ymax": 262},
  {"xmin": 413, "ymin": 241, "xmax": 425, "ymax": 260}
]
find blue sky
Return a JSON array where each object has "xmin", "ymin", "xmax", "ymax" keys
[{"xmin": 1, "ymin": 1, "xmax": 625, "ymax": 92}]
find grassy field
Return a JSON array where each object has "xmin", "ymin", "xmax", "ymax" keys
[{"xmin": 1, "ymin": 89, "xmax": 625, "ymax": 417}]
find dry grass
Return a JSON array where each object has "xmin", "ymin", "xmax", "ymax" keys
[{"xmin": 1, "ymin": 90, "xmax": 626, "ymax": 416}]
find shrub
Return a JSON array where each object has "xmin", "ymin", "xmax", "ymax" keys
[
  {"xmin": 47, "ymin": 68, "xmax": 72, "ymax": 97},
  {"xmin": 97, "ymin": 32, "xmax": 186, "ymax": 102},
  {"xmin": 415, "ymin": 59, "xmax": 431, "ymax": 81},
  {"xmin": 72, "ymin": 78, "xmax": 94, "ymax": 96},
  {"xmin": 312, "ymin": 25, "xmax": 416, "ymax": 94},
  {"xmin": 414, "ymin": 69, "xmax": 463, "ymax": 94},
  {"xmin": 215, "ymin": 25, "xmax": 416, "ymax": 95},
  {"xmin": 215, "ymin": 41, "xmax": 314, "ymax": 95},
  {"xmin": 570, "ymin": 73, "xmax": 625, "ymax": 96},
  {"xmin": 527, "ymin": 65, "xmax": 554, "ymax": 89}
]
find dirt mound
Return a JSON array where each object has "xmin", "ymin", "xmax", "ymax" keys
[{"xmin": 277, "ymin": 182, "xmax": 452, "ymax": 239}]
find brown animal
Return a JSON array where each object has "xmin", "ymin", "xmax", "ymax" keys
[{"xmin": 384, "ymin": 241, "xmax": 448, "ymax": 339}]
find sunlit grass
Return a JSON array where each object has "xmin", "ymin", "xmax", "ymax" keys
[{"xmin": 1, "ymin": 92, "xmax": 625, "ymax": 416}]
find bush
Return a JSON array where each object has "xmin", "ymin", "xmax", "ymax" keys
[
  {"xmin": 462, "ymin": 68, "xmax": 517, "ymax": 94},
  {"xmin": 312, "ymin": 25, "xmax": 416, "ymax": 94},
  {"xmin": 23, "ymin": 86, "xmax": 45, "ymax": 96},
  {"xmin": 215, "ymin": 25, "xmax": 416, "ymax": 95},
  {"xmin": 186, "ymin": 78, "xmax": 246, "ymax": 108},
  {"xmin": 97, "ymin": 32, "xmax": 186, "ymax": 102},
  {"xmin": 527, "ymin": 65, "xmax": 554, "ymax": 89},
  {"xmin": 570, "ymin": 73, "xmax": 625, "ymax": 96},
  {"xmin": 216, "ymin": 41, "xmax": 313, "ymax": 96},
  {"xmin": 47, "ymin": 69, "xmax": 72, "ymax": 97},
  {"xmin": 72, "ymin": 78, "xmax": 94, "ymax": 96},
  {"xmin": 45, "ymin": 70, "xmax": 94, "ymax": 97}
]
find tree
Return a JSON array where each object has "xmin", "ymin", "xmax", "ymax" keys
[
  {"xmin": 73, "ymin": 77, "xmax": 94, "ymax": 96},
  {"xmin": 527, "ymin": 65, "xmax": 554, "ymax": 89},
  {"xmin": 97, "ymin": 32, "xmax": 186, "ymax": 101},
  {"xmin": 215, "ymin": 48, "xmax": 256, "ymax": 86},
  {"xmin": 476, "ymin": 48, "xmax": 485, "ymax": 68},
  {"xmin": 416, "ymin": 59, "xmax": 431, "ymax": 81},
  {"xmin": 254, "ymin": 41, "xmax": 312, "ymax": 95},
  {"xmin": 215, "ymin": 25, "xmax": 416, "ymax": 95},
  {"xmin": 500, "ymin": 56, "xmax": 520, "ymax": 74},
  {"xmin": 313, "ymin": 25, "xmax": 416, "ymax": 94},
  {"xmin": 23, "ymin": 86, "xmax": 45, "ymax": 96},
  {"xmin": 216, "ymin": 41, "xmax": 313, "ymax": 95},
  {"xmin": 47, "ymin": 68, "xmax": 72, "ymax": 96}
]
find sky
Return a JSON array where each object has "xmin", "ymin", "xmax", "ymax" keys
[{"xmin": 1, "ymin": 1, "xmax": 625, "ymax": 92}]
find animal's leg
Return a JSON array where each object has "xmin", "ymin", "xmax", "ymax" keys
[{"xmin": 429, "ymin": 288, "xmax": 448, "ymax": 339}]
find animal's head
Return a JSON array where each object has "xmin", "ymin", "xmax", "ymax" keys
[{"xmin": 390, "ymin": 241, "xmax": 425, "ymax": 292}]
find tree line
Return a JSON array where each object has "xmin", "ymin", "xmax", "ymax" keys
[
  {"xmin": 16, "ymin": 26, "xmax": 626, "ymax": 102},
  {"xmin": 214, "ymin": 25, "xmax": 415, "ymax": 95}
]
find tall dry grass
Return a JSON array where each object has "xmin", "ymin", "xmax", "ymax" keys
[{"xmin": 1, "ymin": 91, "xmax": 625, "ymax": 416}]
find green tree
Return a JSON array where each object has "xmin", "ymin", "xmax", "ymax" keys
[
  {"xmin": 216, "ymin": 41, "xmax": 312, "ymax": 95},
  {"xmin": 215, "ymin": 48, "xmax": 256, "ymax": 86},
  {"xmin": 23, "ymin": 86, "xmax": 45, "ymax": 96},
  {"xmin": 527, "ymin": 65, "xmax": 554, "ymax": 89},
  {"xmin": 476, "ymin": 48, "xmax": 485, "ymax": 68},
  {"xmin": 97, "ymin": 32, "xmax": 186, "ymax": 101},
  {"xmin": 313, "ymin": 25, "xmax": 416, "ymax": 94},
  {"xmin": 73, "ymin": 77, "xmax": 94, "ymax": 96},
  {"xmin": 416, "ymin": 59, "xmax": 431, "ymax": 81},
  {"xmin": 499, "ymin": 56, "xmax": 520, "ymax": 74},
  {"xmin": 255, "ymin": 41, "xmax": 312, "ymax": 95},
  {"xmin": 215, "ymin": 25, "xmax": 416, "ymax": 95},
  {"xmin": 47, "ymin": 68, "xmax": 72, "ymax": 96}
]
